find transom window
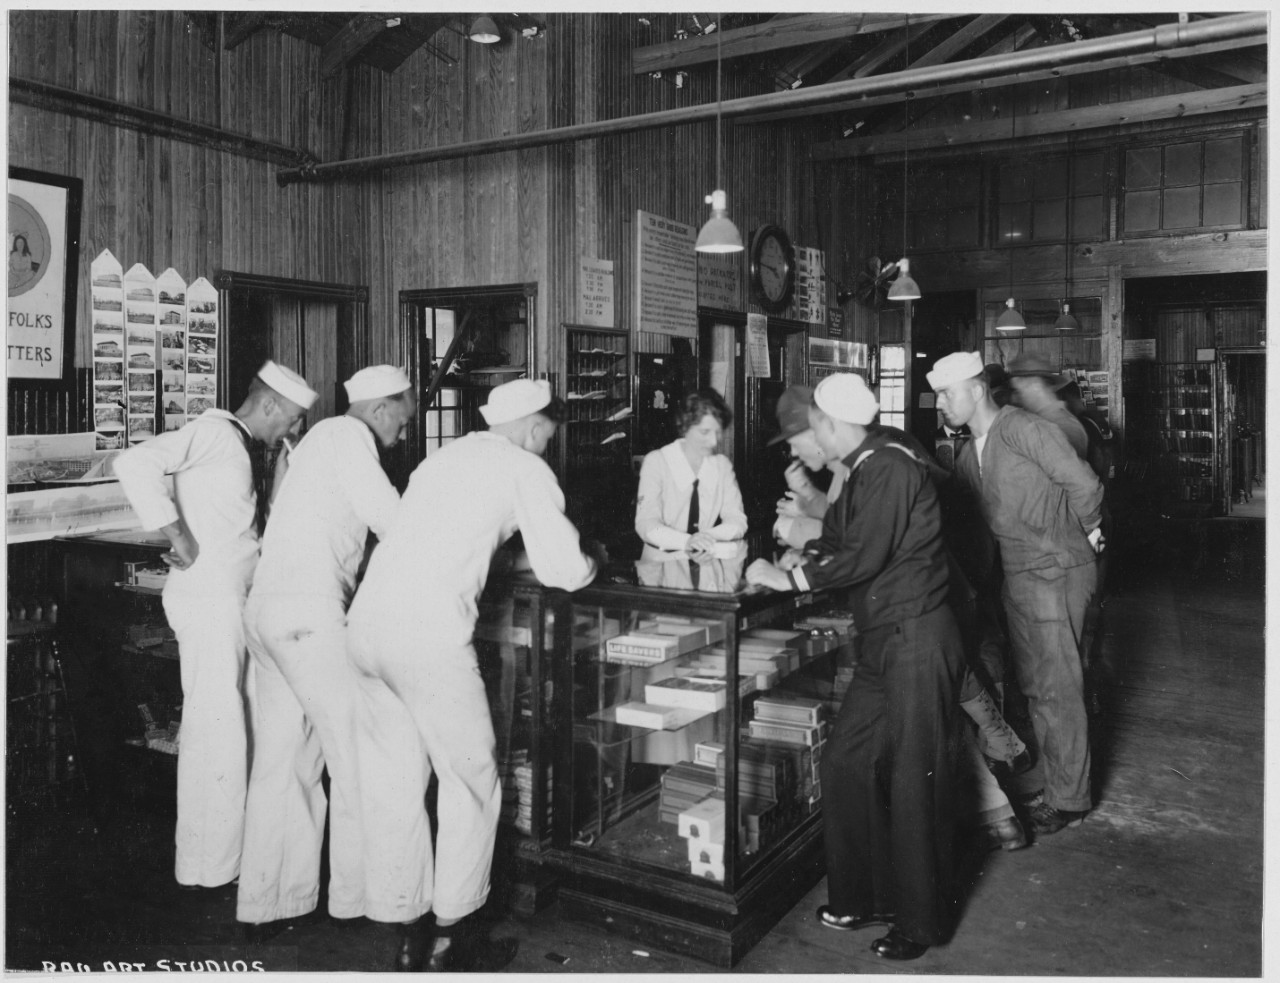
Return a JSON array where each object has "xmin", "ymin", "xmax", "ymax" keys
[{"xmin": 1122, "ymin": 133, "xmax": 1246, "ymax": 235}]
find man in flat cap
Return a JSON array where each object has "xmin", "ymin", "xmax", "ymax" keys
[
  {"xmin": 114, "ymin": 360, "xmax": 318, "ymax": 890},
  {"xmin": 928, "ymin": 352, "xmax": 1104, "ymax": 837},
  {"xmin": 235, "ymin": 365, "xmax": 416, "ymax": 942},
  {"xmin": 747, "ymin": 372, "xmax": 965, "ymax": 962},
  {"xmin": 347, "ymin": 377, "xmax": 598, "ymax": 971},
  {"xmin": 1007, "ymin": 352, "xmax": 1089, "ymax": 461}
]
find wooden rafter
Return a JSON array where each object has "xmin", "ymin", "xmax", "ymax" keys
[
  {"xmin": 773, "ymin": 42, "xmax": 846, "ymax": 90},
  {"xmin": 222, "ymin": 12, "xmax": 272, "ymax": 50},
  {"xmin": 825, "ymin": 21, "xmax": 936, "ymax": 84},
  {"xmin": 909, "ymin": 14, "xmax": 1010, "ymax": 69},
  {"xmin": 320, "ymin": 14, "xmax": 391, "ymax": 79},
  {"xmin": 631, "ymin": 13, "xmax": 959, "ymax": 74},
  {"xmin": 744, "ymin": 22, "xmax": 1040, "ymax": 125},
  {"xmin": 810, "ymin": 84, "xmax": 1267, "ymax": 160}
]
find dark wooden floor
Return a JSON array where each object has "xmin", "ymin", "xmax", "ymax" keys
[{"xmin": 5, "ymin": 520, "xmax": 1265, "ymax": 974}]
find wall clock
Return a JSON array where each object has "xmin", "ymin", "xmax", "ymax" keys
[{"xmin": 748, "ymin": 224, "xmax": 796, "ymax": 314}]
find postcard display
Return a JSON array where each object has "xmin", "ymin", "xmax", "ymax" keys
[{"xmin": 90, "ymin": 250, "xmax": 220, "ymax": 449}]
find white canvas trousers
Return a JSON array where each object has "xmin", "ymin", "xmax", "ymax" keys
[
  {"xmin": 348, "ymin": 624, "xmax": 501, "ymax": 924},
  {"xmin": 162, "ymin": 590, "xmax": 248, "ymax": 888},
  {"xmin": 236, "ymin": 594, "xmax": 366, "ymax": 923}
]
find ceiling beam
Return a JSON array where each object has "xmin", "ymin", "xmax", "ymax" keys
[
  {"xmin": 222, "ymin": 12, "xmax": 271, "ymax": 50},
  {"xmin": 811, "ymin": 84, "xmax": 1266, "ymax": 161},
  {"xmin": 740, "ymin": 35, "xmax": 1259, "ymax": 126},
  {"xmin": 276, "ymin": 13, "xmax": 1267, "ymax": 185},
  {"xmin": 825, "ymin": 21, "xmax": 937, "ymax": 84},
  {"xmin": 320, "ymin": 13, "xmax": 391, "ymax": 79},
  {"xmin": 909, "ymin": 14, "xmax": 1010, "ymax": 69},
  {"xmin": 631, "ymin": 13, "xmax": 959, "ymax": 74}
]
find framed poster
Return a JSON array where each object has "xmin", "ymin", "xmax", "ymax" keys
[{"xmin": 7, "ymin": 167, "xmax": 82, "ymax": 382}]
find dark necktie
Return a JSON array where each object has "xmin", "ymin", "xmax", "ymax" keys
[
  {"xmin": 687, "ymin": 478, "xmax": 700, "ymax": 535},
  {"xmin": 228, "ymin": 419, "xmax": 269, "ymax": 536}
]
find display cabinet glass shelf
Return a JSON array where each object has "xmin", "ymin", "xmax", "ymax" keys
[
  {"xmin": 560, "ymin": 323, "xmax": 633, "ymax": 555},
  {"xmin": 473, "ymin": 572, "xmax": 570, "ymax": 916},
  {"xmin": 548, "ymin": 549, "xmax": 855, "ymax": 965}
]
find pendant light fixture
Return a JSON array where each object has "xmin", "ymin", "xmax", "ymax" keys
[
  {"xmin": 995, "ymin": 95, "xmax": 1025, "ymax": 332},
  {"xmin": 696, "ymin": 24, "xmax": 743, "ymax": 253},
  {"xmin": 468, "ymin": 15, "xmax": 501, "ymax": 44},
  {"xmin": 888, "ymin": 16, "xmax": 920, "ymax": 302},
  {"xmin": 1054, "ymin": 136, "xmax": 1080, "ymax": 331}
]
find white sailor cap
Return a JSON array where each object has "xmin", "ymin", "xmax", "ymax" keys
[
  {"xmin": 257, "ymin": 360, "xmax": 319, "ymax": 410},
  {"xmin": 345, "ymin": 365, "xmax": 412, "ymax": 403},
  {"xmin": 926, "ymin": 351, "xmax": 985, "ymax": 391},
  {"xmin": 813, "ymin": 372, "xmax": 879, "ymax": 426},
  {"xmin": 480, "ymin": 378, "xmax": 552, "ymax": 425}
]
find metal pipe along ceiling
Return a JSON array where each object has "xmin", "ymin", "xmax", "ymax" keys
[{"xmin": 276, "ymin": 11, "xmax": 1267, "ymax": 186}]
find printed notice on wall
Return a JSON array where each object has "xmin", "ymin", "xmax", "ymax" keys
[
  {"xmin": 1123, "ymin": 339, "xmax": 1157, "ymax": 361},
  {"xmin": 697, "ymin": 251, "xmax": 743, "ymax": 311},
  {"xmin": 634, "ymin": 210, "xmax": 697, "ymax": 339},
  {"xmin": 746, "ymin": 312, "xmax": 770, "ymax": 379},
  {"xmin": 577, "ymin": 257, "xmax": 614, "ymax": 328},
  {"xmin": 795, "ymin": 246, "xmax": 826, "ymax": 326}
]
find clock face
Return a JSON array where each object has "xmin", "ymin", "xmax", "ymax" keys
[
  {"xmin": 759, "ymin": 236, "xmax": 786, "ymax": 299},
  {"xmin": 750, "ymin": 225, "xmax": 795, "ymax": 312}
]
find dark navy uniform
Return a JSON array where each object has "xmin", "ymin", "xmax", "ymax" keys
[{"xmin": 788, "ymin": 429, "xmax": 964, "ymax": 946}]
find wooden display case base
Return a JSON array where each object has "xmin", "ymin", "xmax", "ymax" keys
[
  {"xmin": 551, "ymin": 817, "xmax": 825, "ymax": 967},
  {"xmin": 492, "ymin": 831, "xmax": 560, "ymax": 919}
]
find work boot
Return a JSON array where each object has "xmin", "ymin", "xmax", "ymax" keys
[
  {"xmin": 424, "ymin": 917, "xmax": 520, "ymax": 973},
  {"xmin": 960, "ymin": 687, "xmax": 1028, "ymax": 769},
  {"xmin": 395, "ymin": 919, "xmax": 428, "ymax": 972}
]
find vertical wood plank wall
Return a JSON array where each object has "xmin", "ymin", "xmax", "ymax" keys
[{"xmin": 7, "ymin": 11, "xmax": 1266, "ymax": 442}]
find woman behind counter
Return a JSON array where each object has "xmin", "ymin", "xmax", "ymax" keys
[{"xmin": 635, "ymin": 388, "xmax": 747, "ymax": 559}]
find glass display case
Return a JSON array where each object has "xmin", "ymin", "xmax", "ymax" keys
[{"xmin": 548, "ymin": 547, "xmax": 856, "ymax": 966}]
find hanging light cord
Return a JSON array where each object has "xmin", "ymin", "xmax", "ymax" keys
[
  {"xmin": 902, "ymin": 17, "xmax": 909, "ymax": 264},
  {"xmin": 715, "ymin": 26, "xmax": 723, "ymax": 193}
]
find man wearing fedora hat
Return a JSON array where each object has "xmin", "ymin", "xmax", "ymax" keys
[
  {"xmin": 1007, "ymin": 352, "xmax": 1088, "ymax": 460},
  {"xmin": 346, "ymin": 377, "xmax": 597, "ymax": 971},
  {"xmin": 114, "ymin": 360, "xmax": 318, "ymax": 890},
  {"xmin": 928, "ymin": 352, "xmax": 1104, "ymax": 838},
  {"xmin": 236, "ymin": 365, "xmax": 415, "ymax": 942},
  {"xmin": 748, "ymin": 372, "xmax": 965, "ymax": 961}
]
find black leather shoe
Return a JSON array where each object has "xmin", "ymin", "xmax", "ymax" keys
[
  {"xmin": 243, "ymin": 920, "xmax": 290, "ymax": 945},
  {"xmin": 816, "ymin": 905, "xmax": 895, "ymax": 931},
  {"xmin": 979, "ymin": 815, "xmax": 1029, "ymax": 852},
  {"xmin": 1026, "ymin": 802, "xmax": 1087, "ymax": 835},
  {"xmin": 395, "ymin": 920, "xmax": 428, "ymax": 972},
  {"xmin": 178, "ymin": 878, "xmax": 237, "ymax": 894},
  {"xmin": 871, "ymin": 928, "xmax": 929, "ymax": 960}
]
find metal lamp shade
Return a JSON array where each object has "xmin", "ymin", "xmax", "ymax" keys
[
  {"xmin": 695, "ymin": 190, "xmax": 744, "ymax": 253},
  {"xmin": 468, "ymin": 15, "xmax": 501, "ymax": 43},
  {"xmin": 995, "ymin": 298, "xmax": 1026, "ymax": 331}
]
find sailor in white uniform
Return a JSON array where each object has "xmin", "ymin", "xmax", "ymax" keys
[
  {"xmin": 113, "ymin": 361, "xmax": 317, "ymax": 889},
  {"xmin": 346, "ymin": 378, "xmax": 597, "ymax": 971},
  {"xmin": 236, "ymin": 365, "xmax": 415, "ymax": 940}
]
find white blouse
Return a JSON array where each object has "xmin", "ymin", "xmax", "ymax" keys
[{"xmin": 634, "ymin": 440, "xmax": 748, "ymax": 552}]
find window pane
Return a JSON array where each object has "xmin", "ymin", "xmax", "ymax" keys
[
  {"xmin": 1037, "ymin": 158, "xmax": 1069, "ymax": 197},
  {"xmin": 1126, "ymin": 147, "xmax": 1161, "ymax": 190},
  {"xmin": 950, "ymin": 164, "xmax": 981, "ymax": 200},
  {"xmin": 1000, "ymin": 202, "xmax": 1031, "ymax": 242},
  {"xmin": 1072, "ymin": 196, "xmax": 1107, "ymax": 239},
  {"xmin": 1204, "ymin": 136, "xmax": 1243, "ymax": 183},
  {"xmin": 1034, "ymin": 198, "xmax": 1067, "ymax": 240},
  {"xmin": 1000, "ymin": 163, "xmax": 1033, "ymax": 202},
  {"xmin": 1203, "ymin": 182, "xmax": 1242, "ymax": 226},
  {"xmin": 948, "ymin": 206, "xmax": 979, "ymax": 246},
  {"xmin": 1124, "ymin": 190, "xmax": 1161, "ymax": 232},
  {"xmin": 1162, "ymin": 186, "xmax": 1201, "ymax": 229},
  {"xmin": 915, "ymin": 212, "xmax": 946, "ymax": 250},
  {"xmin": 1165, "ymin": 142, "xmax": 1202, "ymax": 187},
  {"xmin": 880, "ymin": 344, "xmax": 905, "ymax": 372},
  {"xmin": 1073, "ymin": 152, "xmax": 1106, "ymax": 195}
]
